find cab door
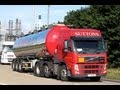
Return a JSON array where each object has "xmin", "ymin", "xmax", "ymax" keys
[{"xmin": 64, "ymin": 40, "xmax": 74, "ymax": 69}]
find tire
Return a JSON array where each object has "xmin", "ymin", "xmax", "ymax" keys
[
  {"xmin": 18, "ymin": 62, "xmax": 24, "ymax": 72},
  {"xmin": 0, "ymin": 58, "xmax": 1, "ymax": 64},
  {"xmin": 43, "ymin": 65, "xmax": 52, "ymax": 78},
  {"xmin": 15, "ymin": 62, "xmax": 19, "ymax": 71},
  {"xmin": 11, "ymin": 60, "xmax": 16, "ymax": 71},
  {"xmin": 90, "ymin": 77, "xmax": 101, "ymax": 81},
  {"xmin": 60, "ymin": 65, "xmax": 69, "ymax": 81},
  {"xmin": 56, "ymin": 65, "xmax": 61, "ymax": 80},
  {"xmin": 33, "ymin": 62, "xmax": 43, "ymax": 77}
]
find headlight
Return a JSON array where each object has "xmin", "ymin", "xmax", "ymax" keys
[
  {"xmin": 78, "ymin": 57, "xmax": 85, "ymax": 63},
  {"xmin": 104, "ymin": 64, "xmax": 107, "ymax": 70},
  {"xmin": 74, "ymin": 64, "xmax": 79, "ymax": 71}
]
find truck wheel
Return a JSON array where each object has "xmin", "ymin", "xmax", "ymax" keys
[
  {"xmin": 15, "ymin": 62, "xmax": 19, "ymax": 71},
  {"xmin": 34, "ymin": 62, "xmax": 43, "ymax": 77},
  {"xmin": 56, "ymin": 65, "xmax": 61, "ymax": 80},
  {"xmin": 60, "ymin": 65, "xmax": 68, "ymax": 81},
  {"xmin": 90, "ymin": 77, "xmax": 101, "ymax": 81},
  {"xmin": 43, "ymin": 65, "xmax": 52, "ymax": 78},
  {"xmin": 18, "ymin": 62, "xmax": 24, "ymax": 72},
  {"xmin": 12, "ymin": 61, "xmax": 16, "ymax": 71}
]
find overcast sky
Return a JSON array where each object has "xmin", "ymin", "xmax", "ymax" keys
[{"xmin": 0, "ymin": 5, "xmax": 89, "ymax": 34}]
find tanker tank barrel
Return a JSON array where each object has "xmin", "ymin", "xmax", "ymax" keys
[{"xmin": 13, "ymin": 25, "xmax": 69, "ymax": 57}]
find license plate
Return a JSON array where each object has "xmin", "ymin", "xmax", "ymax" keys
[{"xmin": 88, "ymin": 74, "xmax": 96, "ymax": 77}]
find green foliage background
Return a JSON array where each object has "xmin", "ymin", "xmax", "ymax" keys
[{"xmin": 64, "ymin": 5, "xmax": 120, "ymax": 68}]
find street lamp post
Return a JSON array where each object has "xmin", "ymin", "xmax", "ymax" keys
[
  {"xmin": 47, "ymin": 5, "xmax": 50, "ymax": 27},
  {"xmin": 32, "ymin": 5, "xmax": 35, "ymax": 32}
]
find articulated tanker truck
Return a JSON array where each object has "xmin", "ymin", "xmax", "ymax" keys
[{"xmin": 11, "ymin": 24, "xmax": 107, "ymax": 81}]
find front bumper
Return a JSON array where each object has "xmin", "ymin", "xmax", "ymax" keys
[
  {"xmin": 73, "ymin": 74, "xmax": 101, "ymax": 78},
  {"xmin": 70, "ymin": 64, "xmax": 107, "ymax": 78}
]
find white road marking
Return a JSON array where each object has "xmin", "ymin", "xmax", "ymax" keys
[{"xmin": 0, "ymin": 83, "xmax": 7, "ymax": 85}]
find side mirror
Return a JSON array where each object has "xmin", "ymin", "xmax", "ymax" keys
[{"xmin": 64, "ymin": 40, "xmax": 68, "ymax": 49}]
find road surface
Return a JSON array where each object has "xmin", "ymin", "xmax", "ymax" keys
[{"xmin": 0, "ymin": 64, "xmax": 120, "ymax": 85}]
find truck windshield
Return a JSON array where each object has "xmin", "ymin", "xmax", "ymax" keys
[
  {"xmin": 3, "ymin": 46, "xmax": 13, "ymax": 52},
  {"xmin": 73, "ymin": 39, "xmax": 105, "ymax": 54}
]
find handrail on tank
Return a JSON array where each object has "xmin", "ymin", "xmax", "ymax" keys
[
  {"xmin": 18, "ymin": 24, "xmax": 67, "ymax": 38},
  {"xmin": 19, "ymin": 25, "xmax": 54, "ymax": 38}
]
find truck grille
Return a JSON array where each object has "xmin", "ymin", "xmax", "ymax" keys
[
  {"xmin": 84, "ymin": 65, "xmax": 99, "ymax": 69},
  {"xmin": 81, "ymin": 65, "xmax": 102, "ymax": 69},
  {"xmin": 85, "ymin": 57, "xmax": 104, "ymax": 63},
  {"xmin": 8, "ymin": 58, "xmax": 13, "ymax": 62},
  {"xmin": 80, "ymin": 65, "xmax": 102, "ymax": 74},
  {"xmin": 84, "ymin": 70, "xmax": 99, "ymax": 74}
]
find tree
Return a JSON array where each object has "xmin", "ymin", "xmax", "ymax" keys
[
  {"xmin": 64, "ymin": 5, "xmax": 120, "ymax": 68},
  {"xmin": 57, "ymin": 21, "xmax": 64, "ymax": 24}
]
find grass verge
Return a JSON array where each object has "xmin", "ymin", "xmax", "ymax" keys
[{"xmin": 105, "ymin": 68, "xmax": 120, "ymax": 80}]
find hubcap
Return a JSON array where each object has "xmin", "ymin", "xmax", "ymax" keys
[
  {"xmin": 61, "ymin": 69, "xmax": 67, "ymax": 78},
  {"xmin": 44, "ymin": 66, "xmax": 49, "ymax": 74},
  {"xmin": 36, "ymin": 66, "xmax": 40, "ymax": 74}
]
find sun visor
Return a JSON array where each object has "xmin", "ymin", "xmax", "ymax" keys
[{"xmin": 71, "ymin": 36, "xmax": 102, "ymax": 40}]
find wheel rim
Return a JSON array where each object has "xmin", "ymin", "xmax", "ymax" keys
[
  {"xmin": 44, "ymin": 65, "xmax": 49, "ymax": 74},
  {"xmin": 61, "ymin": 69, "xmax": 67, "ymax": 79},
  {"xmin": 36, "ymin": 66, "xmax": 40, "ymax": 75}
]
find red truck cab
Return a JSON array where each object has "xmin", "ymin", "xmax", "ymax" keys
[{"xmin": 47, "ymin": 25, "xmax": 107, "ymax": 81}]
